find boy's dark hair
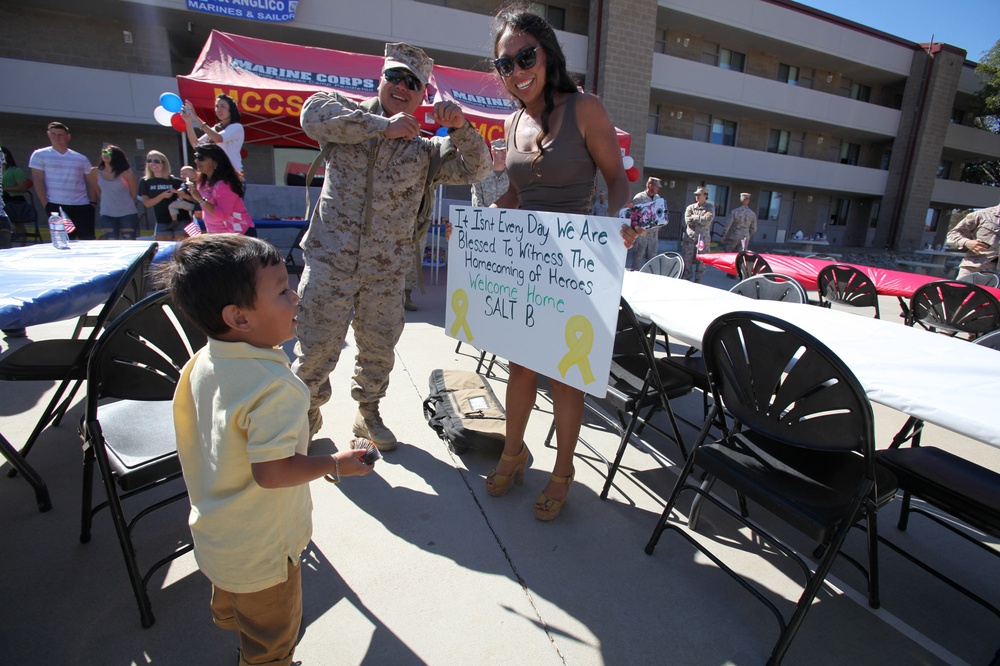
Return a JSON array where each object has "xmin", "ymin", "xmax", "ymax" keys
[
  {"xmin": 155, "ymin": 234, "xmax": 284, "ymax": 336},
  {"xmin": 47, "ymin": 121, "xmax": 69, "ymax": 132}
]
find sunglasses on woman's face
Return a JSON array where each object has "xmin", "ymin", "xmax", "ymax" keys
[
  {"xmin": 383, "ymin": 69, "xmax": 423, "ymax": 92},
  {"xmin": 193, "ymin": 155, "xmax": 209, "ymax": 162},
  {"xmin": 493, "ymin": 46, "xmax": 538, "ymax": 78},
  {"xmin": 146, "ymin": 158, "xmax": 163, "ymax": 164},
  {"xmin": 102, "ymin": 149, "xmax": 113, "ymax": 156}
]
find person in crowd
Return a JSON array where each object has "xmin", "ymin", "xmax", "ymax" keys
[
  {"xmin": 946, "ymin": 200, "xmax": 1000, "ymax": 278},
  {"xmin": 630, "ymin": 177, "xmax": 665, "ymax": 270},
  {"xmin": 169, "ymin": 165, "xmax": 200, "ymax": 224},
  {"xmin": 591, "ymin": 190, "xmax": 608, "ymax": 217},
  {"xmin": 1, "ymin": 146, "xmax": 32, "ymax": 244},
  {"xmin": 93, "ymin": 145, "xmax": 139, "ymax": 240},
  {"xmin": 720, "ymin": 192, "xmax": 758, "ymax": 278},
  {"xmin": 470, "ymin": 138, "xmax": 509, "ymax": 208},
  {"xmin": 139, "ymin": 150, "xmax": 186, "ymax": 241},
  {"xmin": 188, "ymin": 144, "xmax": 254, "ymax": 236},
  {"xmin": 29, "ymin": 121, "xmax": 97, "ymax": 239},
  {"xmin": 293, "ymin": 42, "xmax": 490, "ymax": 451},
  {"xmin": 162, "ymin": 233, "xmax": 375, "ymax": 666},
  {"xmin": 485, "ymin": 7, "xmax": 637, "ymax": 521},
  {"xmin": 182, "ymin": 94, "xmax": 245, "ymax": 174},
  {"xmin": 681, "ymin": 185, "xmax": 715, "ymax": 282}
]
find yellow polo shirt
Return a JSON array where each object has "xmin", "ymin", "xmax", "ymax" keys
[{"xmin": 173, "ymin": 338, "xmax": 312, "ymax": 593}]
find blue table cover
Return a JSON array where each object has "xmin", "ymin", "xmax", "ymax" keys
[{"xmin": 0, "ymin": 241, "xmax": 174, "ymax": 330}]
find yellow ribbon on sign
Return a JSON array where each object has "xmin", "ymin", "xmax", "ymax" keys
[
  {"xmin": 557, "ymin": 315, "xmax": 595, "ymax": 384},
  {"xmin": 450, "ymin": 289, "xmax": 473, "ymax": 341}
]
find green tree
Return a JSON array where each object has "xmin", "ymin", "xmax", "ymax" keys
[{"xmin": 963, "ymin": 39, "xmax": 1000, "ymax": 186}]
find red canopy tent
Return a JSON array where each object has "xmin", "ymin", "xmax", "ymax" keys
[{"xmin": 176, "ymin": 30, "xmax": 631, "ymax": 153}]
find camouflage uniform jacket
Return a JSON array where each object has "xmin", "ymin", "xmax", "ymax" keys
[
  {"xmin": 946, "ymin": 204, "xmax": 1000, "ymax": 273},
  {"xmin": 722, "ymin": 205, "xmax": 757, "ymax": 240},
  {"xmin": 683, "ymin": 201, "xmax": 715, "ymax": 241},
  {"xmin": 470, "ymin": 169, "xmax": 509, "ymax": 207},
  {"xmin": 300, "ymin": 92, "xmax": 491, "ymax": 274}
]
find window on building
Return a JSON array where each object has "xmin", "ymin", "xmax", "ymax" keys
[
  {"xmin": 829, "ymin": 198, "xmax": 850, "ymax": 226},
  {"xmin": 880, "ymin": 148, "xmax": 892, "ymax": 170},
  {"xmin": 648, "ymin": 103, "xmax": 661, "ymax": 134},
  {"xmin": 937, "ymin": 160, "xmax": 953, "ymax": 180},
  {"xmin": 710, "ymin": 117, "xmax": 737, "ymax": 146},
  {"xmin": 700, "ymin": 41, "xmax": 720, "ymax": 66},
  {"xmin": 925, "ymin": 208, "xmax": 941, "ymax": 232},
  {"xmin": 840, "ymin": 142, "xmax": 861, "ymax": 166},
  {"xmin": 758, "ymin": 191, "xmax": 782, "ymax": 220},
  {"xmin": 849, "ymin": 82, "xmax": 872, "ymax": 102},
  {"xmin": 654, "ymin": 28, "xmax": 668, "ymax": 54},
  {"xmin": 529, "ymin": 3, "xmax": 565, "ymax": 30},
  {"xmin": 951, "ymin": 108, "xmax": 966, "ymax": 124},
  {"xmin": 719, "ymin": 48, "xmax": 746, "ymax": 72},
  {"xmin": 767, "ymin": 129, "xmax": 790, "ymax": 154},
  {"xmin": 777, "ymin": 63, "xmax": 800, "ymax": 85},
  {"xmin": 707, "ymin": 184, "xmax": 729, "ymax": 217}
]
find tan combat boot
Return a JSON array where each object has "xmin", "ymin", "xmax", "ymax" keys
[
  {"xmin": 353, "ymin": 401, "xmax": 397, "ymax": 451},
  {"xmin": 403, "ymin": 289, "xmax": 418, "ymax": 312}
]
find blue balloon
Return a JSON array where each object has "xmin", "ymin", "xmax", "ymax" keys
[
  {"xmin": 160, "ymin": 92, "xmax": 183, "ymax": 113},
  {"xmin": 435, "ymin": 126, "xmax": 449, "ymax": 137}
]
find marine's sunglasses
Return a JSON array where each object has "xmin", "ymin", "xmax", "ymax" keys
[
  {"xmin": 493, "ymin": 46, "xmax": 538, "ymax": 78},
  {"xmin": 383, "ymin": 69, "xmax": 423, "ymax": 92}
]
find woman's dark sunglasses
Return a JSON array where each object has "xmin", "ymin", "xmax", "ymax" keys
[
  {"xmin": 193, "ymin": 155, "xmax": 208, "ymax": 162},
  {"xmin": 493, "ymin": 46, "xmax": 538, "ymax": 78},
  {"xmin": 146, "ymin": 158, "xmax": 163, "ymax": 164},
  {"xmin": 383, "ymin": 69, "xmax": 423, "ymax": 92}
]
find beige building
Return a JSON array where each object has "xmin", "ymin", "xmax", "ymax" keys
[{"xmin": 2, "ymin": 0, "xmax": 996, "ymax": 250}]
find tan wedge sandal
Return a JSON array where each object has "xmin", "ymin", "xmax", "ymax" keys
[
  {"xmin": 485, "ymin": 445, "xmax": 529, "ymax": 497},
  {"xmin": 534, "ymin": 469, "xmax": 575, "ymax": 521}
]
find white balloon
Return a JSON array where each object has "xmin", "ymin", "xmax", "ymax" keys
[
  {"xmin": 153, "ymin": 105, "xmax": 173, "ymax": 127},
  {"xmin": 622, "ymin": 155, "xmax": 634, "ymax": 170}
]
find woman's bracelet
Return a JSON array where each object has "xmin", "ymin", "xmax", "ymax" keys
[{"xmin": 323, "ymin": 457, "xmax": 341, "ymax": 484}]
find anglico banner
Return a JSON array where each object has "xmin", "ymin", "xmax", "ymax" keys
[{"xmin": 186, "ymin": 0, "xmax": 298, "ymax": 23}]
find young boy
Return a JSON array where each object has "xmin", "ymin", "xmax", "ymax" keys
[
  {"xmin": 162, "ymin": 234, "xmax": 375, "ymax": 666},
  {"xmin": 168, "ymin": 165, "xmax": 199, "ymax": 223}
]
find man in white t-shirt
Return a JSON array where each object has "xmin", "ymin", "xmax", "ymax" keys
[{"xmin": 29, "ymin": 121, "xmax": 97, "ymax": 239}]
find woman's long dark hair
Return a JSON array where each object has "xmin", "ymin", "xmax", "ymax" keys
[
  {"xmin": 97, "ymin": 145, "xmax": 130, "ymax": 177},
  {"xmin": 492, "ymin": 5, "xmax": 578, "ymax": 173},
  {"xmin": 2, "ymin": 146, "xmax": 17, "ymax": 168},
  {"xmin": 213, "ymin": 93, "xmax": 241, "ymax": 130},
  {"xmin": 194, "ymin": 143, "xmax": 244, "ymax": 198}
]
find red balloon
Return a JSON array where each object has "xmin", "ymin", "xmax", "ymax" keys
[
  {"xmin": 170, "ymin": 112, "xmax": 187, "ymax": 132},
  {"xmin": 626, "ymin": 166, "xmax": 640, "ymax": 182},
  {"xmin": 240, "ymin": 147, "xmax": 248, "ymax": 159}
]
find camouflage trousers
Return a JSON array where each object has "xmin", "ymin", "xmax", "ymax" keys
[
  {"xmin": 630, "ymin": 227, "xmax": 660, "ymax": 271},
  {"xmin": 292, "ymin": 255, "xmax": 407, "ymax": 409},
  {"xmin": 679, "ymin": 238, "xmax": 705, "ymax": 282},
  {"xmin": 722, "ymin": 234, "xmax": 749, "ymax": 253}
]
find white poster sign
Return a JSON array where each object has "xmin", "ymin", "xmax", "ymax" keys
[{"xmin": 445, "ymin": 206, "xmax": 627, "ymax": 398}]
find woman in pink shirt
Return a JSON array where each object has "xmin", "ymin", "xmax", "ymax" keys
[{"xmin": 188, "ymin": 143, "xmax": 254, "ymax": 235}]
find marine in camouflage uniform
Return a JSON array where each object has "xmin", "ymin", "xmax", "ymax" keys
[
  {"xmin": 721, "ymin": 193, "xmax": 758, "ymax": 252},
  {"xmin": 681, "ymin": 186, "xmax": 715, "ymax": 282},
  {"xmin": 946, "ymin": 203, "xmax": 1000, "ymax": 278},
  {"xmin": 629, "ymin": 177, "xmax": 664, "ymax": 270},
  {"xmin": 293, "ymin": 43, "xmax": 490, "ymax": 450}
]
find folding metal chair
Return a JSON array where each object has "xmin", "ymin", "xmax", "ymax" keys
[
  {"xmin": 906, "ymin": 279, "xmax": 1000, "ymax": 339},
  {"xmin": 816, "ymin": 263, "xmax": 881, "ymax": 318}
]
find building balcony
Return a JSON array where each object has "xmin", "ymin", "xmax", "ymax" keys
[
  {"xmin": 942, "ymin": 122, "xmax": 1000, "ymax": 162},
  {"xmin": 651, "ymin": 54, "xmax": 901, "ymax": 141},
  {"xmin": 645, "ymin": 134, "xmax": 888, "ymax": 196},
  {"xmin": 931, "ymin": 178, "xmax": 1000, "ymax": 210}
]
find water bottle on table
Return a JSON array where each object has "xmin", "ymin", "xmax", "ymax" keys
[{"xmin": 48, "ymin": 212, "xmax": 69, "ymax": 250}]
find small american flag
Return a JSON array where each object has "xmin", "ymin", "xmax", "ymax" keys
[
  {"xmin": 62, "ymin": 218, "xmax": 76, "ymax": 234},
  {"xmin": 184, "ymin": 221, "xmax": 202, "ymax": 236}
]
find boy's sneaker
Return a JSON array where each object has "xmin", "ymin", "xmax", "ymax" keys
[{"xmin": 353, "ymin": 402, "xmax": 397, "ymax": 451}]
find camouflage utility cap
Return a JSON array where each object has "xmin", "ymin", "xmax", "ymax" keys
[{"xmin": 384, "ymin": 43, "xmax": 433, "ymax": 87}]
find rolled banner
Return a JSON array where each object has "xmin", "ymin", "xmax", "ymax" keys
[
  {"xmin": 170, "ymin": 112, "xmax": 187, "ymax": 132},
  {"xmin": 159, "ymin": 92, "xmax": 183, "ymax": 113},
  {"xmin": 153, "ymin": 105, "xmax": 174, "ymax": 127}
]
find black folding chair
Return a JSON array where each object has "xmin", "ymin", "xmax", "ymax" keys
[
  {"xmin": 639, "ymin": 252, "xmax": 684, "ymax": 279},
  {"xmin": 80, "ymin": 289, "xmax": 207, "ymax": 628},
  {"xmin": 0, "ymin": 243, "xmax": 157, "ymax": 466},
  {"xmin": 729, "ymin": 273, "xmax": 808, "ymax": 303},
  {"xmin": 816, "ymin": 263, "xmax": 881, "ymax": 318},
  {"xmin": 906, "ymin": 279, "xmax": 1000, "ymax": 339},
  {"xmin": 735, "ymin": 250, "xmax": 771, "ymax": 280},
  {"xmin": 645, "ymin": 311, "xmax": 897, "ymax": 665},
  {"xmin": 957, "ymin": 271, "xmax": 1000, "ymax": 289}
]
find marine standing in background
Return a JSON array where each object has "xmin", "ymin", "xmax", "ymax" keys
[
  {"xmin": 946, "ymin": 201, "xmax": 1000, "ymax": 278},
  {"xmin": 293, "ymin": 42, "xmax": 490, "ymax": 451},
  {"xmin": 630, "ymin": 177, "xmax": 664, "ymax": 270},
  {"xmin": 681, "ymin": 185, "xmax": 715, "ymax": 282},
  {"xmin": 721, "ymin": 192, "xmax": 757, "ymax": 252}
]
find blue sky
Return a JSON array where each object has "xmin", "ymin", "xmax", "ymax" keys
[{"xmin": 799, "ymin": 0, "xmax": 999, "ymax": 62}]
